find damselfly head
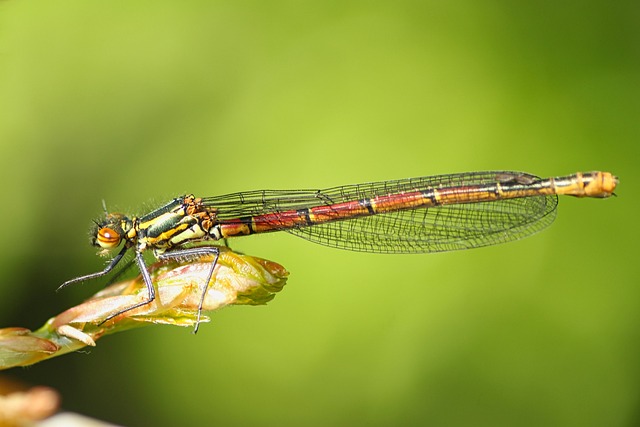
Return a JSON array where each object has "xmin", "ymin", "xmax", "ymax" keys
[{"xmin": 91, "ymin": 213, "xmax": 129, "ymax": 253}]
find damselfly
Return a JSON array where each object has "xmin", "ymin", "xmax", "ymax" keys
[{"xmin": 60, "ymin": 170, "xmax": 618, "ymax": 332}]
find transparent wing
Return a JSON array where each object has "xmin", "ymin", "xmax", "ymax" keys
[
  {"xmin": 200, "ymin": 171, "xmax": 558, "ymax": 254},
  {"xmin": 285, "ymin": 196, "xmax": 557, "ymax": 253}
]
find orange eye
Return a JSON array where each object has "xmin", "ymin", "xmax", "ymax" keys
[{"xmin": 96, "ymin": 227, "xmax": 122, "ymax": 248}]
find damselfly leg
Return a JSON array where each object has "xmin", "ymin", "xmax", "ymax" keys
[
  {"xmin": 57, "ymin": 245, "xmax": 129, "ymax": 291},
  {"xmin": 93, "ymin": 246, "xmax": 219, "ymax": 332},
  {"xmin": 157, "ymin": 246, "xmax": 220, "ymax": 333}
]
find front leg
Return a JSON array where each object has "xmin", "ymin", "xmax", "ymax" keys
[{"xmin": 58, "ymin": 244, "xmax": 130, "ymax": 291}]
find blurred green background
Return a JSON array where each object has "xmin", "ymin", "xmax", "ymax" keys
[{"xmin": 0, "ymin": 1, "xmax": 637, "ymax": 426}]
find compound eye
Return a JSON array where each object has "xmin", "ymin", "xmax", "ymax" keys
[{"xmin": 96, "ymin": 227, "xmax": 122, "ymax": 248}]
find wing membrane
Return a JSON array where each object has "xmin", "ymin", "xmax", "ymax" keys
[{"xmin": 200, "ymin": 171, "xmax": 558, "ymax": 253}]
